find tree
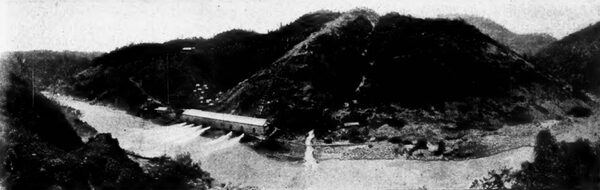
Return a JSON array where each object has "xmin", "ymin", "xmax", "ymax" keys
[{"xmin": 473, "ymin": 130, "xmax": 600, "ymax": 190}]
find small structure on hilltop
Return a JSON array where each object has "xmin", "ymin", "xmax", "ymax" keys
[
  {"xmin": 180, "ymin": 109, "xmax": 271, "ymax": 138},
  {"xmin": 181, "ymin": 47, "xmax": 195, "ymax": 52}
]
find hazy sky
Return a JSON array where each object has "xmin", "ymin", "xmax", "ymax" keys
[{"xmin": 1, "ymin": 0, "xmax": 600, "ymax": 52}]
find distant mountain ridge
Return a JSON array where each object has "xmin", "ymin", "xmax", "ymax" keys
[
  {"xmin": 72, "ymin": 10, "xmax": 341, "ymax": 110},
  {"xmin": 1, "ymin": 50, "xmax": 102, "ymax": 91},
  {"xmin": 70, "ymin": 9, "xmax": 589, "ymax": 136},
  {"xmin": 439, "ymin": 14, "xmax": 557, "ymax": 55},
  {"xmin": 214, "ymin": 10, "xmax": 579, "ymax": 133},
  {"xmin": 534, "ymin": 21, "xmax": 600, "ymax": 95}
]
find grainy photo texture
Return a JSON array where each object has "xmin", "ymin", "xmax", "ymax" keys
[{"xmin": 1, "ymin": 0, "xmax": 599, "ymax": 189}]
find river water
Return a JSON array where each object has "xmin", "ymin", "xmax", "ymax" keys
[{"xmin": 51, "ymin": 94, "xmax": 534, "ymax": 190}]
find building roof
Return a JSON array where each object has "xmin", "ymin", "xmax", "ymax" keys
[
  {"xmin": 182, "ymin": 109, "xmax": 267, "ymax": 126},
  {"xmin": 155, "ymin": 107, "xmax": 168, "ymax": 111},
  {"xmin": 343, "ymin": 122, "xmax": 360, "ymax": 127}
]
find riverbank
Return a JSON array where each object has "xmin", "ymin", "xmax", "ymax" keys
[
  {"xmin": 311, "ymin": 114, "xmax": 600, "ymax": 161},
  {"xmin": 47, "ymin": 92, "xmax": 600, "ymax": 162},
  {"xmin": 46, "ymin": 93, "xmax": 598, "ymax": 189},
  {"xmin": 56, "ymin": 90, "xmax": 599, "ymax": 162}
]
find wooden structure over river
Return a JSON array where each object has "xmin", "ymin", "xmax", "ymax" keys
[{"xmin": 155, "ymin": 107, "xmax": 273, "ymax": 139}]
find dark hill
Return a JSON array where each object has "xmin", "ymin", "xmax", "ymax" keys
[
  {"xmin": 357, "ymin": 13, "xmax": 576, "ymax": 129},
  {"xmin": 214, "ymin": 10, "xmax": 377, "ymax": 132},
  {"xmin": 361, "ymin": 13, "xmax": 559, "ymax": 105},
  {"xmin": 440, "ymin": 14, "xmax": 557, "ymax": 55},
  {"xmin": 215, "ymin": 11, "xmax": 580, "ymax": 134},
  {"xmin": 1, "ymin": 50, "xmax": 101, "ymax": 91},
  {"xmin": 4, "ymin": 72, "xmax": 84, "ymax": 150},
  {"xmin": 534, "ymin": 21, "xmax": 600, "ymax": 95},
  {"xmin": 2, "ymin": 69, "xmax": 213, "ymax": 189},
  {"xmin": 73, "ymin": 11, "xmax": 341, "ymax": 111},
  {"xmin": 69, "ymin": 9, "xmax": 588, "ymax": 137}
]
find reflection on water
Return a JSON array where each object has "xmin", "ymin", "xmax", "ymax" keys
[{"xmin": 52, "ymin": 94, "xmax": 533, "ymax": 190}]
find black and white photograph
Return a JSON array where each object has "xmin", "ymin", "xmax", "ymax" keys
[{"xmin": 1, "ymin": 0, "xmax": 600, "ymax": 189}]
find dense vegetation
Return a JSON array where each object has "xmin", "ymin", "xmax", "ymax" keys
[
  {"xmin": 73, "ymin": 11, "xmax": 341, "ymax": 112},
  {"xmin": 441, "ymin": 14, "xmax": 557, "ymax": 56},
  {"xmin": 364, "ymin": 13, "xmax": 526, "ymax": 104},
  {"xmin": 1, "ymin": 50, "xmax": 101, "ymax": 92},
  {"xmin": 534, "ymin": 21, "xmax": 600, "ymax": 95},
  {"xmin": 355, "ymin": 13, "xmax": 577, "ymax": 129},
  {"xmin": 1, "ymin": 8, "xmax": 599, "ymax": 189},
  {"xmin": 47, "ymin": 9, "xmax": 594, "ymax": 139},
  {"xmin": 216, "ymin": 11, "xmax": 583, "ymax": 137},
  {"xmin": 1, "ymin": 71, "xmax": 213, "ymax": 189},
  {"xmin": 4, "ymin": 73, "xmax": 84, "ymax": 150},
  {"xmin": 471, "ymin": 130, "xmax": 600, "ymax": 190},
  {"xmin": 215, "ymin": 10, "xmax": 376, "ymax": 134}
]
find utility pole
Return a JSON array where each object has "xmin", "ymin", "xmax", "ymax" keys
[
  {"xmin": 32, "ymin": 67, "xmax": 35, "ymax": 107},
  {"xmin": 25, "ymin": 58, "xmax": 34, "ymax": 108},
  {"xmin": 166, "ymin": 55, "xmax": 170, "ymax": 105}
]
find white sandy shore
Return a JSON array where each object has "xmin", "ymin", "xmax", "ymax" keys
[{"xmin": 51, "ymin": 94, "xmax": 538, "ymax": 190}]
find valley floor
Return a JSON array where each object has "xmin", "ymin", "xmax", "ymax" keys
[{"xmin": 46, "ymin": 93, "xmax": 599, "ymax": 189}]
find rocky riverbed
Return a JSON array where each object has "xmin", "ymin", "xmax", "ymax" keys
[
  {"xmin": 308, "ymin": 112, "xmax": 600, "ymax": 161},
  {"xmin": 46, "ymin": 93, "xmax": 599, "ymax": 189}
]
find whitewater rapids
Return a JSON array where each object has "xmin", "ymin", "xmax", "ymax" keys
[{"xmin": 51, "ymin": 94, "xmax": 534, "ymax": 190}]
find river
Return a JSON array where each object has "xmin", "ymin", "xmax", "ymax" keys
[{"xmin": 50, "ymin": 94, "xmax": 534, "ymax": 190}]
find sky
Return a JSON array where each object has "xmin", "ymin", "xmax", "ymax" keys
[{"xmin": 1, "ymin": 0, "xmax": 599, "ymax": 52}]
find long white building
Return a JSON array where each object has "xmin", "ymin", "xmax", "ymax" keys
[{"xmin": 179, "ymin": 109, "xmax": 270, "ymax": 137}]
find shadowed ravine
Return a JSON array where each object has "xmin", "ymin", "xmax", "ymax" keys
[
  {"xmin": 0, "ymin": 60, "xmax": 9, "ymax": 189},
  {"xmin": 49, "ymin": 94, "xmax": 534, "ymax": 189}
]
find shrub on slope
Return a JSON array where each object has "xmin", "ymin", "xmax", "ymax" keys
[
  {"xmin": 1, "ymin": 50, "xmax": 100, "ymax": 92},
  {"xmin": 1, "ymin": 72, "xmax": 213, "ymax": 189},
  {"xmin": 472, "ymin": 130, "xmax": 600, "ymax": 190},
  {"xmin": 217, "ymin": 11, "xmax": 578, "ymax": 134},
  {"xmin": 73, "ymin": 11, "xmax": 341, "ymax": 112},
  {"xmin": 534, "ymin": 21, "xmax": 600, "ymax": 95},
  {"xmin": 214, "ymin": 10, "xmax": 377, "ymax": 133},
  {"xmin": 354, "ymin": 13, "xmax": 575, "ymax": 129}
]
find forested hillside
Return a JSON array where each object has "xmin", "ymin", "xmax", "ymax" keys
[
  {"xmin": 440, "ymin": 14, "xmax": 557, "ymax": 56},
  {"xmin": 67, "ymin": 9, "xmax": 592, "ymax": 138},
  {"xmin": 216, "ymin": 11, "xmax": 583, "ymax": 136},
  {"xmin": 534, "ymin": 21, "xmax": 600, "ymax": 95},
  {"xmin": 73, "ymin": 11, "xmax": 342, "ymax": 112},
  {"xmin": 1, "ymin": 51, "xmax": 101, "ymax": 92},
  {"xmin": 1, "ymin": 68, "xmax": 213, "ymax": 189}
]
